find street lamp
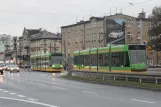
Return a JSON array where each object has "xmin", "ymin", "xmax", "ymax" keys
[
  {"xmin": 18, "ymin": 48, "xmax": 22, "ymax": 67},
  {"xmin": 1, "ymin": 37, "xmax": 6, "ymax": 62},
  {"xmin": 13, "ymin": 37, "xmax": 17, "ymax": 64}
]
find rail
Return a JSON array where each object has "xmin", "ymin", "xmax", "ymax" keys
[{"xmin": 70, "ymin": 70, "xmax": 161, "ymax": 84}]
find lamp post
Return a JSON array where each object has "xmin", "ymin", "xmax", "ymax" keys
[
  {"xmin": 13, "ymin": 37, "xmax": 17, "ymax": 64},
  {"xmin": 19, "ymin": 48, "xmax": 22, "ymax": 67},
  {"xmin": 1, "ymin": 37, "xmax": 6, "ymax": 62}
]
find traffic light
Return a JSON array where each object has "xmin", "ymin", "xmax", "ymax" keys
[{"xmin": 121, "ymin": 22, "xmax": 126, "ymax": 32}]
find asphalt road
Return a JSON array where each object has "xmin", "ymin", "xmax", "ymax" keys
[
  {"xmin": 147, "ymin": 68, "xmax": 161, "ymax": 75},
  {"xmin": 0, "ymin": 70, "xmax": 161, "ymax": 107}
]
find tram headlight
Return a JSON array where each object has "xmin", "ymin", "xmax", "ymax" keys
[
  {"xmin": 52, "ymin": 65, "xmax": 55, "ymax": 68},
  {"xmin": 60, "ymin": 65, "xmax": 63, "ymax": 67}
]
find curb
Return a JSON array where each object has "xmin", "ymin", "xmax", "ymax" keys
[{"xmin": 62, "ymin": 76, "xmax": 161, "ymax": 91}]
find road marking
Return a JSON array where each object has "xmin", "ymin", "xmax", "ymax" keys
[
  {"xmin": 82, "ymin": 91, "xmax": 97, "ymax": 95},
  {"xmin": 27, "ymin": 98, "xmax": 38, "ymax": 102},
  {"xmin": 3, "ymin": 90, "xmax": 8, "ymax": 93},
  {"xmin": 17, "ymin": 95, "xmax": 26, "ymax": 98},
  {"xmin": 0, "ymin": 89, "xmax": 3, "ymax": 91},
  {"xmin": 52, "ymin": 86, "xmax": 66, "ymax": 90},
  {"xmin": 132, "ymin": 99, "xmax": 155, "ymax": 104},
  {"xmin": 37, "ymin": 83, "xmax": 46, "ymax": 86},
  {"xmin": 0, "ymin": 97, "xmax": 59, "ymax": 107},
  {"xmin": 10, "ymin": 93, "xmax": 16, "ymax": 95}
]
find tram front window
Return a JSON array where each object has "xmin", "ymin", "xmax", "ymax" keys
[
  {"xmin": 51, "ymin": 56, "xmax": 62, "ymax": 64},
  {"xmin": 129, "ymin": 45, "xmax": 146, "ymax": 64},
  {"xmin": 130, "ymin": 50, "xmax": 146, "ymax": 64}
]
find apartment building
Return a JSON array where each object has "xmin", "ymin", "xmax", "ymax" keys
[
  {"xmin": 30, "ymin": 33, "xmax": 61, "ymax": 56},
  {"xmin": 61, "ymin": 12, "xmax": 159, "ymax": 65},
  {"xmin": 107, "ymin": 12, "xmax": 150, "ymax": 44},
  {"xmin": 61, "ymin": 17, "xmax": 105, "ymax": 56}
]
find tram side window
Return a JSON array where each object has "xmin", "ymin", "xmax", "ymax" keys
[
  {"xmin": 74, "ymin": 56, "xmax": 79, "ymax": 65},
  {"xmin": 91, "ymin": 54, "xmax": 97, "ymax": 66},
  {"xmin": 83, "ymin": 55, "xmax": 89, "ymax": 66},
  {"xmin": 98, "ymin": 53, "xmax": 109, "ymax": 66},
  {"xmin": 111, "ymin": 52, "xmax": 130, "ymax": 67},
  {"xmin": 125, "ymin": 52, "xmax": 130, "ymax": 67}
]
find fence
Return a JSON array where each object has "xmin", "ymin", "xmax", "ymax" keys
[{"xmin": 71, "ymin": 71, "xmax": 161, "ymax": 84}]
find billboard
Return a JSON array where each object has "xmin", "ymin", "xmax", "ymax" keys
[{"xmin": 106, "ymin": 19, "xmax": 125, "ymax": 44}]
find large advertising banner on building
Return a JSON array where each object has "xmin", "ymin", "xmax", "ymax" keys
[{"xmin": 106, "ymin": 19, "xmax": 125, "ymax": 44}]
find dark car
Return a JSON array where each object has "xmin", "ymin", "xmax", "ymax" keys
[
  {"xmin": 7, "ymin": 65, "xmax": 20, "ymax": 73},
  {"xmin": 0, "ymin": 64, "xmax": 4, "ymax": 75}
]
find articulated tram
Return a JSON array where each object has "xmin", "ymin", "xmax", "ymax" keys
[
  {"xmin": 73, "ymin": 44, "xmax": 148, "ymax": 73},
  {"xmin": 30, "ymin": 52, "xmax": 64, "ymax": 72}
]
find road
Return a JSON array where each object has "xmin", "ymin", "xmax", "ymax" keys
[
  {"xmin": 147, "ymin": 68, "xmax": 161, "ymax": 75},
  {"xmin": 0, "ymin": 70, "xmax": 161, "ymax": 107}
]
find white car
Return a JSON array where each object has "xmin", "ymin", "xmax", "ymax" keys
[{"xmin": 109, "ymin": 32, "xmax": 123, "ymax": 38}]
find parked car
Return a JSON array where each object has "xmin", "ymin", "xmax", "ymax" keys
[
  {"xmin": 0, "ymin": 64, "xmax": 4, "ymax": 75},
  {"xmin": 7, "ymin": 65, "xmax": 20, "ymax": 73},
  {"xmin": 153, "ymin": 64, "xmax": 161, "ymax": 68}
]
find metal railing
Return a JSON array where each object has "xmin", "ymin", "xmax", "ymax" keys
[{"xmin": 71, "ymin": 70, "xmax": 161, "ymax": 84}]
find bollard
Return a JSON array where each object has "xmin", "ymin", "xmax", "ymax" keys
[
  {"xmin": 114, "ymin": 76, "xmax": 116, "ymax": 81},
  {"xmin": 139, "ymin": 78, "xmax": 142, "ymax": 83},
  {"xmin": 126, "ymin": 77, "xmax": 128, "ymax": 82},
  {"xmin": 103, "ymin": 76, "xmax": 105, "ymax": 80},
  {"xmin": 155, "ymin": 79, "xmax": 158, "ymax": 84}
]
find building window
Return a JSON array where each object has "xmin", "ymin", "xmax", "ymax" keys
[
  {"xmin": 76, "ymin": 36, "xmax": 78, "ymax": 43},
  {"xmin": 149, "ymin": 22, "xmax": 152, "ymax": 27},
  {"xmin": 137, "ymin": 22, "xmax": 140, "ymax": 27},
  {"xmin": 137, "ymin": 32, "xmax": 141, "ymax": 40},
  {"xmin": 95, "ymin": 22, "xmax": 97, "ymax": 28},
  {"xmin": 131, "ymin": 19, "xmax": 134, "ymax": 24},
  {"xmin": 68, "ymin": 49, "xmax": 70, "ymax": 54},
  {"xmin": 148, "ymin": 59, "xmax": 153, "ymax": 65},
  {"xmin": 127, "ymin": 20, "xmax": 131, "ymax": 27},
  {"xmin": 101, "ymin": 28, "xmax": 103, "ymax": 33},
  {"xmin": 100, "ymin": 21, "xmax": 103, "ymax": 27},
  {"xmin": 94, "ymin": 34, "xmax": 97, "ymax": 41},
  {"xmin": 127, "ymin": 32, "xmax": 132, "ymax": 40}
]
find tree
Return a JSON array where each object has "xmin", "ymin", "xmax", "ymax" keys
[{"xmin": 149, "ymin": 6, "xmax": 161, "ymax": 51}]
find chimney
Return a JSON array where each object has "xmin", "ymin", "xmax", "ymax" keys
[
  {"xmin": 138, "ymin": 12, "xmax": 146, "ymax": 19},
  {"xmin": 39, "ymin": 28, "xmax": 42, "ymax": 32}
]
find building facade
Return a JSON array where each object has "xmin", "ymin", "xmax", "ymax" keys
[
  {"xmin": 30, "ymin": 34, "xmax": 61, "ymax": 56},
  {"xmin": 18, "ymin": 28, "xmax": 62, "ymax": 66},
  {"xmin": 61, "ymin": 12, "xmax": 159, "ymax": 65},
  {"xmin": 61, "ymin": 17, "xmax": 105, "ymax": 57}
]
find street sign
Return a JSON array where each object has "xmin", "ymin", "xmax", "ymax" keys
[{"xmin": 147, "ymin": 45, "xmax": 152, "ymax": 51}]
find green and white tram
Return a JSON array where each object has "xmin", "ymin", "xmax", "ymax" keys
[
  {"xmin": 74, "ymin": 44, "xmax": 148, "ymax": 73},
  {"xmin": 30, "ymin": 52, "xmax": 64, "ymax": 72}
]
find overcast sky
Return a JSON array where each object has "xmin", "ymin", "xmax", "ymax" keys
[{"xmin": 0, "ymin": 0, "xmax": 160, "ymax": 36}]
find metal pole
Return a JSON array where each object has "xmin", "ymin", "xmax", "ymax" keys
[
  {"xmin": 20, "ymin": 49, "xmax": 21, "ymax": 67},
  {"xmin": 14, "ymin": 38, "xmax": 17, "ymax": 65},
  {"xmin": 50, "ymin": 41, "xmax": 51, "ymax": 53},
  {"xmin": 83, "ymin": 23, "xmax": 85, "ymax": 49},
  {"xmin": 44, "ymin": 39, "xmax": 46, "ymax": 72},
  {"xmin": 140, "ymin": 19, "xmax": 143, "ymax": 44}
]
